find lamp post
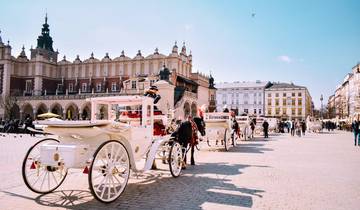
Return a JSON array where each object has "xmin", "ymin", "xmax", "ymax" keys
[{"xmin": 320, "ymin": 94, "xmax": 323, "ymax": 119}]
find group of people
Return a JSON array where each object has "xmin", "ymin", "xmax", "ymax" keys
[{"xmin": 0, "ymin": 115, "xmax": 35, "ymax": 135}]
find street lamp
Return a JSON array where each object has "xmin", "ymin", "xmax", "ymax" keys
[{"xmin": 320, "ymin": 94, "xmax": 323, "ymax": 119}]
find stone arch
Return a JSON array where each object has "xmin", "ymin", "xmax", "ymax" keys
[
  {"xmin": 80, "ymin": 102, "xmax": 91, "ymax": 120},
  {"xmin": 22, "ymin": 103, "xmax": 34, "ymax": 120},
  {"xmin": 191, "ymin": 102, "xmax": 197, "ymax": 117},
  {"xmin": 10, "ymin": 104, "xmax": 20, "ymax": 120},
  {"xmin": 183, "ymin": 101, "xmax": 191, "ymax": 119},
  {"xmin": 50, "ymin": 103, "xmax": 63, "ymax": 116},
  {"xmin": 35, "ymin": 103, "xmax": 48, "ymax": 116},
  {"xmin": 65, "ymin": 103, "xmax": 79, "ymax": 120}
]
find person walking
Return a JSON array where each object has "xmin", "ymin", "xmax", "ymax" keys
[
  {"xmin": 250, "ymin": 120, "xmax": 255, "ymax": 139},
  {"xmin": 263, "ymin": 120, "xmax": 269, "ymax": 138},
  {"xmin": 290, "ymin": 120, "xmax": 295, "ymax": 136},
  {"xmin": 301, "ymin": 120, "xmax": 306, "ymax": 136},
  {"xmin": 352, "ymin": 120, "xmax": 359, "ymax": 146}
]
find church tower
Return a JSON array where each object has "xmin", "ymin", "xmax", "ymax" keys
[{"xmin": 30, "ymin": 14, "xmax": 58, "ymax": 62}]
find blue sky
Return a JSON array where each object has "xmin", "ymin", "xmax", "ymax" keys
[{"xmin": 0, "ymin": 0, "xmax": 359, "ymax": 108}]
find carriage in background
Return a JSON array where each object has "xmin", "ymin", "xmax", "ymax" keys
[
  {"xmin": 235, "ymin": 115, "xmax": 251, "ymax": 140},
  {"xmin": 22, "ymin": 96, "xmax": 185, "ymax": 203},
  {"xmin": 203, "ymin": 112, "xmax": 236, "ymax": 151}
]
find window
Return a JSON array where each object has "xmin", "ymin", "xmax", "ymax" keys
[
  {"xmin": 236, "ymin": 100, "xmax": 239, "ymax": 104},
  {"xmin": 259, "ymin": 109, "xmax": 262, "ymax": 114},
  {"xmin": 275, "ymin": 107, "xmax": 280, "ymax": 115},
  {"xmin": 292, "ymin": 99, "xmax": 296, "ymax": 106},
  {"xmin": 254, "ymin": 101, "xmax": 257, "ymax": 105},
  {"xmin": 131, "ymin": 81, "xmax": 136, "ymax": 89},
  {"xmin": 69, "ymin": 83, "xmax": 74, "ymax": 92},
  {"xmin": 96, "ymin": 83, "xmax": 102, "ymax": 92},
  {"xmin": 244, "ymin": 101, "xmax": 248, "ymax": 105},
  {"xmin": 254, "ymin": 93, "xmax": 257, "ymax": 97},
  {"xmin": 244, "ymin": 109, "xmax": 249, "ymax": 113},
  {"xmin": 259, "ymin": 101, "xmax": 262, "ymax": 105},
  {"xmin": 292, "ymin": 108, "xmax": 296, "ymax": 115},
  {"xmin": 267, "ymin": 108, "xmax": 272, "ymax": 115},
  {"xmin": 275, "ymin": 99, "xmax": 279, "ymax": 106},
  {"xmin": 258, "ymin": 93, "xmax": 262, "ymax": 97},
  {"xmin": 298, "ymin": 98, "xmax": 302, "ymax": 106},
  {"xmin": 298, "ymin": 92, "xmax": 302, "ymax": 97},
  {"xmin": 283, "ymin": 99, "xmax": 286, "ymax": 106},
  {"xmin": 25, "ymin": 80, "xmax": 32, "ymax": 93},
  {"xmin": 222, "ymin": 101, "xmax": 226, "ymax": 105},
  {"xmin": 283, "ymin": 93, "xmax": 286, "ymax": 97},
  {"xmin": 57, "ymin": 84, "xmax": 63, "ymax": 92},
  {"xmin": 275, "ymin": 93, "xmax": 279, "ymax": 97},
  {"xmin": 111, "ymin": 82, "xmax": 117, "ymax": 91},
  {"xmin": 283, "ymin": 108, "xmax": 287, "ymax": 115},
  {"xmin": 244, "ymin": 93, "xmax": 249, "ymax": 98},
  {"xmin": 298, "ymin": 108, "xmax": 302, "ymax": 115},
  {"xmin": 254, "ymin": 109, "xmax": 257, "ymax": 114},
  {"xmin": 268, "ymin": 99, "xmax": 272, "ymax": 105},
  {"xmin": 292, "ymin": 92, "xmax": 295, "ymax": 97},
  {"xmin": 82, "ymin": 83, "xmax": 87, "ymax": 92}
]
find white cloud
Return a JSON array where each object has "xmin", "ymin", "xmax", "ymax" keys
[
  {"xmin": 184, "ymin": 24, "xmax": 193, "ymax": 31},
  {"xmin": 277, "ymin": 55, "xmax": 292, "ymax": 63}
]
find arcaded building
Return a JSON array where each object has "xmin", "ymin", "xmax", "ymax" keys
[{"xmin": 0, "ymin": 16, "xmax": 216, "ymax": 120}]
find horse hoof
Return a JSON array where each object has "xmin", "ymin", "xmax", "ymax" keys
[{"xmin": 191, "ymin": 162, "xmax": 195, "ymax": 166}]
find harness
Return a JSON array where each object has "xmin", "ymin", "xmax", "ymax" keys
[{"xmin": 189, "ymin": 118, "xmax": 199, "ymax": 146}]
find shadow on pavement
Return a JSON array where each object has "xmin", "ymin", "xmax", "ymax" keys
[{"xmin": 2, "ymin": 162, "xmax": 265, "ymax": 209}]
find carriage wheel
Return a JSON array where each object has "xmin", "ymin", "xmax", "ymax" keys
[
  {"xmin": 22, "ymin": 138, "xmax": 68, "ymax": 194},
  {"xmin": 223, "ymin": 128, "xmax": 229, "ymax": 151},
  {"xmin": 89, "ymin": 140, "xmax": 130, "ymax": 203},
  {"xmin": 168, "ymin": 141, "xmax": 183, "ymax": 178}
]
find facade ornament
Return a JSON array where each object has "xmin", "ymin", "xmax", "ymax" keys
[
  {"xmin": 136, "ymin": 50, "xmax": 142, "ymax": 56},
  {"xmin": 90, "ymin": 52, "xmax": 94, "ymax": 59},
  {"xmin": 154, "ymin": 47, "xmax": 159, "ymax": 55},
  {"xmin": 63, "ymin": 55, "xmax": 66, "ymax": 61},
  {"xmin": 120, "ymin": 50, "xmax": 125, "ymax": 57},
  {"xmin": 104, "ymin": 52, "xmax": 110, "ymax": 59},
  {"xmin": 172, "ymin": 41, "xmax": 178, "ymax": 53}
]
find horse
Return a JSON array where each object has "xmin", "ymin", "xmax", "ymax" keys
[{"xmin": 170, "ymin": 116, "xmax": 206, "ymax": 167}]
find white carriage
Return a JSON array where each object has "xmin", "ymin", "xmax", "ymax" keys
[
  {"xmin": 203, "ymin": 112, "xmax": 236, "ymax": 151},
  {"xmin": 22, "ymin": 96, "xmax": 184, "ymax": 203},
  {"xmin": 235, "ymin": 116, "xmax": 252, "ymax": 140},
  {"xmin": 254, "ymin": 116, "xmax": 265, "ymax": 135}
]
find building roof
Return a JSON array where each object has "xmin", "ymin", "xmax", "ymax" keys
[
  {"xmin": 216, "ymin": 81, "xmax": 269, "ymax": 89},
  {"xmin": 266, "ymin": 82, "xmax": 305, "ymax": 90}
]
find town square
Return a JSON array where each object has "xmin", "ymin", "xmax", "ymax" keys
[{"xmin": 0, "ymin": 1, "xmax": 359, "ymax": 209}]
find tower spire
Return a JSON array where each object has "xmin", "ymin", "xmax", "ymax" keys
[{"xmin": 45, "ymin": 13, "xmax": 48, "ymax": 24}]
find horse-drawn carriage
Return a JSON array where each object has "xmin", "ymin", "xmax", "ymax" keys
[
  {"xmin": 22, "ymin": 96, "xmax": 187, "ymax": 203},
  {"xmin": 235, "ymin": 115, "xmax": 251, "ymax": 140},
  {"xmin": 203, "ymin": 112, "xmax": 236, "ymax": 151}
]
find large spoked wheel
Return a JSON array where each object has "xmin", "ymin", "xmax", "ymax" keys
[
  {"xmin": 22, "ymin": 138, "xmax": 68, "ymax": 194},
  {"xmin": 223, "ymin": 128, "xmax": 229, "ymax": 151},
  {"xmin": 89, "ymin": 140, "xmax": 130, "ymax": 203},
  {"xmin": 168, "ymin": 141, "xmax": 183, "ymax": 178}
]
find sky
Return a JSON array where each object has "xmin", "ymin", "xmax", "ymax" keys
[{"xmin": 0, "ymin": 0, "xmax": 359, "ymax": 108}]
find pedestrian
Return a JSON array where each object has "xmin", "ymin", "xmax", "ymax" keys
[
  {"xmin": 351, "ymin": 120, "xmax": 359, "ymax": 146},
  {"xmin": 250, "ymin": 121, "xmax": 255, "ymax": 139},
  {"xmin": 263, "ymin": 120, "xmax": 269, "ymax": 138},
  {"xmin": 286, "ymin": 121, "xmax": 290, "ymax": 133},
  {"xmin": 290, "ymin": 120, "xmax": 295, "ymax": 136},
  {"xmin": 301, "ymin": 120, "xmax": 306, "ymax": 136}
]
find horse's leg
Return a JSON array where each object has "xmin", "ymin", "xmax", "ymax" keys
[
  {"xmin": 182, "ymin": 142, "xmax": 187, "ymax": 169},
  {"xmin": 190, "ymin": 145, "xmax": 195, "ymax": 165}
]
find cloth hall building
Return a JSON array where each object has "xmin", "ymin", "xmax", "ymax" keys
[{"xmin": 0, "ymin": 16, "xmax": 216, "ymax": 120}]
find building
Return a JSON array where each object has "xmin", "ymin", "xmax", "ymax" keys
[
  {"xmin": 327, "ymin": 94, "xmax": 336, "ymax": 119},
  {"xmin": 330, "ymin": 63, "xmax": 360, "ymax": 120},
  {"xmin": 215, "ymin": 81, "xmax": 270, "ymax": 115},
  {"xmin": 0, "ymin": 15, "xmax": 214, "ymax": 120},
  {"xmin": 264, "ymin": 82, "xmax": 312, "ymax": 120}
]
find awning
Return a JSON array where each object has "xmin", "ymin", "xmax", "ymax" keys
[{"xmin": 176, "ymin": 76, "xmax": 199, "ymax": 86}]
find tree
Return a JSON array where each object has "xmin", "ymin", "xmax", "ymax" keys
[{"xmin": 0, "ymin": 94, "xmax": 19, "ymax": 120}]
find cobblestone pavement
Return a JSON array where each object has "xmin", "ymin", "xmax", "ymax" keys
[{"xmin": 0, "ymin": 131, "xmax": 359, "ymax": 210}]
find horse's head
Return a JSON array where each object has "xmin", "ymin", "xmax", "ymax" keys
[{"xmin": 194, "ymin": 117, "xmax": 206, "ymax": 136}]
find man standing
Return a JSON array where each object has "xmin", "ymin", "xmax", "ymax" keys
[
  {"xmin": 290, "ymin": 120, "xmax": 295, "ymax": 136},
  {"xmin": 352, "ymin": 120, "xmax": 359, "ymax": 146},
  {"xmin": 263, "ymin": 120, "xmax": 269, "ymax": 138}
]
